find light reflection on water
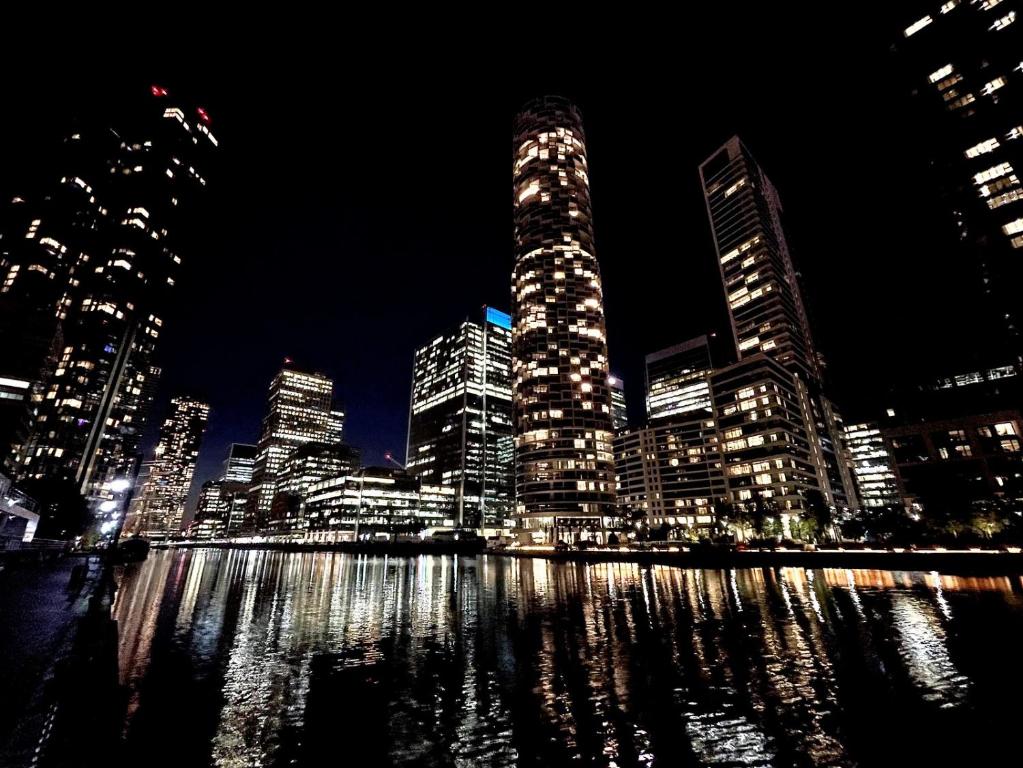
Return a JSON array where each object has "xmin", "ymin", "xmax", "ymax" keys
[{"xmin": 112, "ymin": 551, "xmax": 1023, "ymax": 767}]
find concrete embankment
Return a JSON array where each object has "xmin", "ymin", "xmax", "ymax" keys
[
  {"xmin": 501, "ymin": 547, "xmax": 1023, "ymax": 575},
  {"xmin": 153, "ymin": 540, "xmax": 1023, "ymax": 575}
]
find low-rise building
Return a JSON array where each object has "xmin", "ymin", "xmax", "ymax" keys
[{"xmin": 304, "ymin": 467, "xmax": 456, "ymax": 542}]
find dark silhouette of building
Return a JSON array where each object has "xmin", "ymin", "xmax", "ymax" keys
[{"xmin": 1, "ymin": 85, "xmax": 216, "ymax": 516}]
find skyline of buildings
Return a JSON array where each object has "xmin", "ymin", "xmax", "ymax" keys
[
  {"xmin": 1, "ymin": 59, "xmax": 1021, "ymax": 542},
  {"xmin": 511, "ymin": 96, "xmax": 618, "ymax": 541}
]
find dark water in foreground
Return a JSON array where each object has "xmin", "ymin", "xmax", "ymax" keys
[{"xmin": 113, "ymin": 550, "xmax": 1023, "ymax": 767}]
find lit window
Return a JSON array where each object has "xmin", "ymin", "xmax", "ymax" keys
[
  {"xmin": 1002, "ymin": 218, "xmax": 1023, "ymax": 236},
  {"xmin": 929, "ymin": 64, "xmax": 953, "ymax": 83},
  {"xmin": 965, "ymin": 138, "xmax": 999, "ymax": 158},
  {"xmin": 974, "ymin": 163, "xmax": 1013, "ymax": 185},
  {"xmin": 904, "ymin": 15, "xmax": 933, "ymax": 36},
  {"xmin": 990, "ymin": 11, "xmax": 1015, "ymax": 30},
  {"xmin": 981, "ymin": 77, "xmax": 1007, "ymax": 96}
]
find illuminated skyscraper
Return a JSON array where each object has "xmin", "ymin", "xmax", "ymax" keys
[
  {"xmin": 700, "ymin": 137, "xmax": 820, "ymax": 384},
  {"xmin": 406, "ymin": 307, "xmax": 514, "ymax": 530},
  {"xmin": 896, "ymin": 2, "xmax": 1023, "ymax": 356},
  {"xmin": 609, "ymin": 374, "xmax": 628, "ymax": 431},
  {"xmin": 268, "ymin": 441, "xmax": 361, "ymax": 532},
  {"xmin": 191, "ymin": 479, "xmax": 248, "ymax": 539},
  {"xmin": 247, "ymin": 363, "xmax": 340, "ymax": 530},
  {"xmin": 843, "ymin": 422, "xmax": 902, "ymax": 509},
  {"xmin": 645, "ymin": 335, "xmax": 716, "ymax": 422},
  {"xmin": 2, "ymin": 86, "xmax": 216, "ymax": 513},
  {"xmin": 700, "ymin": 137, "xmax": 855, "ymax": 512},
  {"xmin": 511, "ymin": 96, "xmax": 617, "ymax": 541},
  {"xmin": 126, "ymin": 395, "xmax": 209, "ymax": 538},
  {"xmin": 222, "ymin": 443, "xmax": 256, "ymax": 484}
]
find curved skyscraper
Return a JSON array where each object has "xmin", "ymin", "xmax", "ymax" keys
[{"xmin": 511, "ymin": 96, "xmax": 616, "ymax": 542}]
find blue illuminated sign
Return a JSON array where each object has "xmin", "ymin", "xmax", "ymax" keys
[{"xmin": 485, "ymin": 307, "xmax": 511, "ymax": 330}]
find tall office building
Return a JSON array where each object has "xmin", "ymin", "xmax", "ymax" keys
[
  {"xmin": 511, "ymin": 96, "xmax": 617, "ymax": 541},
  {"xmin": 125, "ymin": 395, "xmax": 209, "ymax": 538},
  {"xmin": 222, "ymin": 443, "xmax": 256, "ymax": 484},
  {"xmin": 190, "ymin": 479, "xmax": 248, "ymax": 539},
  {"xmin": 2, "ymin": 86, "xmax": 216, "ymax": 512},
  {"xmin": 248, "ymin": 363, "xmax": 340, "ymax": 530},
  {"xmin": 843, "ymin": 422, "xmax": 903, "ymax": 509},
  {"xmin": 609, "ymin": 374, "xmax": 628, "ymax": 430},
  {"xmin": 700, "ymin": 137, "xmax": 855, "ymax": 512},
  {"xmin": 269, "ymin": 441, "xmax": 361, "ymax": 532},
  {"xmin": 645, "ymin": 336, "xmax": 716, "ymax": 422},
  {"xmin": 896, "ymin": 3, "xmax": 1023, "ymax": 357},
  {"xmin": 406, "ymin": 306, "xmax": 514, "ymax": 530},
  {"xmin": 188, "ymin": 442, "xmax": 256, "ymax": 539}
]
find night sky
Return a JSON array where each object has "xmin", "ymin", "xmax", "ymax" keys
[{"xmin": 2, "ymin": 9, "xmax": 986, "ymax": 507}]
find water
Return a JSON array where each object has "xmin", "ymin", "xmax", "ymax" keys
[{"xmin": 112, "ymin": 550, "xmax": 1023, "ymax": 767}]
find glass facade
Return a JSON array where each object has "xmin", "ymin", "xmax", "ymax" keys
[
  {"xmin": 125, "ymin": 395, "xmax": 209, "ymax": 538},
  {"xmin": 248, "ymin": 365, "xmax": 340, "ymax": 531},
  {"xmin": 223, "ymin": 443, "xmax": 256, "ymax": 484},
  {"xmin": 511, "ymin": 96, "xmax": 617, "ymax": 541},
  {"xmin": 843, "ymin": 422, "xmax": 903, "ymax": 508},
  {"xmin": 268, "ymin": 441, "xmax": 361, "ymax": 533},
  {"xmin": 304, "ymin": 468, "xmax": 455, "ymax": 542},
  {"xmin": 645, "ymin": 336, "xmax": 715, "ymax": 422},
  {"xmin": 700, "ymin": 138, "xmax": 855, "ymax": 512},
  {"xmin": 406, "ymin": 307, "xmax": 513, "ymax": 530},
  {"xmin": 609, "ymin": 374, "xmax": 628, "ymax": 430}
]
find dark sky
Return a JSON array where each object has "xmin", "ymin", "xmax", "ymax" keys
[{"xmin": 2, "ymin": 8, "xmax": 986, "ymax": 505}]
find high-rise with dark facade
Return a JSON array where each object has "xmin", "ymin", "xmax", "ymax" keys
[
  {"xmin": 895, "ymin": 2, "xmax": 1023, "ymax": 358},
  {"xmin": 248, "ymin": 364, "xmax": 341, "ymax": 531},
  {"xmin": 406, "ymin": 306, "xmax": 514, "ymax": 530},
  {"xmin": 609, "ymin": 374, "xmax": 628, "ymax": 431},
  {"xmin": 645, "ymin": 336, "xmax": 717, "ymax": 423},
  {"xmin": 1, "ymin": 86, "xmax": 216, "ymax": 515},
  {"xmin": 222, "ymin": 443, "xmax": 256, "ymax": 484},
  {"xmin": 124, "ymin": 395, "xmax": 209, "ymax": 538},
  {"xmin": 511, "ymin": 96, "xmax": 617, "ymax": 541},
  {"xmin": 188, "ymin": 442, "xmax": 256, "ymax": 539}
]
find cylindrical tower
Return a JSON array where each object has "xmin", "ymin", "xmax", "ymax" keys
[{"xmin": 511, "ymin": 96, "xmax": 616, "ymax": 542}]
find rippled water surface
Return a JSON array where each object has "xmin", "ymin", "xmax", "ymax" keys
[{"xmin": 112, "ymin": 550, "xmax": 1023, "ymax": 767}]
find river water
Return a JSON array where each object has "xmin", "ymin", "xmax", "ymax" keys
[{"xmin": 111, "ymin": 549, "xmax": 1023, "ymax": 767}]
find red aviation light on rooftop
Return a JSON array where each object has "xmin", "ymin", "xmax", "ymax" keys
[
  {"xmin": 151, "ymin": 85, "xmax": 168, "ymax": 97},
  {"xmin": 196, "ymin": 107, "xmax": 211, "ymax": 124}
]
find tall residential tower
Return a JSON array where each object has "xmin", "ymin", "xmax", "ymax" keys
[
  {"xmin": 2, "ymin": 86, "xmax": 216, "ymax": 513},
  {"xmin": 511, "ymin": 96, "xmax": 617, "ymax": 541},
  {"xmin": 4, "ymin": 86, "xmax": 216, "ymax": 513}
]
